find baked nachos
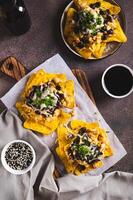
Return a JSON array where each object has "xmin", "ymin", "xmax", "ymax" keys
[
  {"xmin": 56, "ymin": 120, "xmax": 113, "ymax": 175},
  {"xmin": 64, "ymin": 0, "xmax": 127, "ymax": 59},
  {"xmin": 16, "ymin": 69, "xmax": 75, "ymax": 135}
]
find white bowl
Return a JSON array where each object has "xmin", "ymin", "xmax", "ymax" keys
[
  {"xmin": 101, "ymin": 64, "xmax": 133, "ymax": 98},
  {"xmin": 1, "ymin": 140, "xmax": 36, "ymax": 175}
]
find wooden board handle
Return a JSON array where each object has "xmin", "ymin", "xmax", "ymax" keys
[
  {"xmin": 1, "ymin": 56, "xmax": 26, "ymax": 81},
  {"xmin": 72, "ymin": 69, "xmax": 96, "ymax": 105}
]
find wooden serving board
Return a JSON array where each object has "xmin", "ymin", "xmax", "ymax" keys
[{"xmin": 0, "ymin": 56, "xmax": 96, "ymax": 178}]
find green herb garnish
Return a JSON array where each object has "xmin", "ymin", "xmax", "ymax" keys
[
  {"xmin": 32, "ymin": 99, "xmax": 42, "ymax": 107},
  {"xmin": 91, "ymin": 29, "xmax": 97, "ymax": 36},
  {"xmin": 78, "ymin": 145, "xmax": 91, "ymax": 156},
  {"xmin": 42, "ymin": 96, "xmax": 55, "ymax": 107},
  {"xmin": 96, "ymin": 17, "xmax": 102, "ymax": 25},
  {"xmin": 35, "ymin": 87, "xmax": 42, "ymax": 97},
  {"xmin": 68, "ymin": 130, "xmax": 103, "ymax": 163},
  {"xmin": 78, "ymin": 11, "xmax": 95, "ymax": 31}
]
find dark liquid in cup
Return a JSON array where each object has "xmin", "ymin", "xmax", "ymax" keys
[{"xmin": 104, "ymin": 66, "xmax": 133, "ymax": 96}]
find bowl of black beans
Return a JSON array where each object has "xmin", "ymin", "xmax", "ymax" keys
[{"xmin": 1, "ymin": 140, "xmax": 36, "ymax": 175}]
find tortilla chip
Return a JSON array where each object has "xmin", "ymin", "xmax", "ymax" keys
[
  {"xmin": 90, "ymin": 42, "xmax": 106, "ymax": 58},
  {"xmin": 74, "ymin": 0, "xmax": 103, "ymax": 9},
  {"xmin": 64, "ymin": 8, "xmax": 76, "ymax": 37},
  {"xmin": 24, "ymin": 120, "xmax": 54, "ymax": 135},
  {"xmin": 105, "ymin": 19, "xmax": 127, "ymax": 43},
  {"xmin": 101, "ymin": 1, "xmax": 120, "ymax": 14},
  {"xmin": 76, "ymin": 47, "xmax": 92, "ymax": 59}
]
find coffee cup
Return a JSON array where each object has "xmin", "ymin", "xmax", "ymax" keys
[{"xmin": 101, "ymin": 64, "xmax": 133, "ymax": 98}]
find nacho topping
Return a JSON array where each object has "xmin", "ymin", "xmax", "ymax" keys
[
  {"xmin": 67, "ymin": 127, "xmax": 103, "ymax": 164},
  {"xmin": 26, "ymin": 82, "xmax": 64, "ymax": 117},
  {"xmin": 56, "ymin": 120, "xmax": 113, "ymax": 175},
  {"xmin": 73, "ymin": 3, "xmax": 115, "ymax": 48},
  {"xmin": 16, "ymin": 69, "xmax": 75, "ymax": 135}
]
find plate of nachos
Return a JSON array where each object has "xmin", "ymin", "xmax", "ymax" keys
[
  {"xmin": 16, "ymin": 69, "xmax": 75, "ymax": 135},
  {"xmin": 61, "ymin": 0, "xmax": 127, "ymax": 59},
  {"xmin": 56, "ymin": 120, "xmax": 113, "ymax": 175}
]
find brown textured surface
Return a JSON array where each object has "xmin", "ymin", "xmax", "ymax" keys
[{"xmin": 0, "ymin": 0, "xmax": 133, "ymax": 173}]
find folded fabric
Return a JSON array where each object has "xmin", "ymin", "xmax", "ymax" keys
[{"xmin": 0, "ymin": 110, "xmax": 133, "ymax": 200}]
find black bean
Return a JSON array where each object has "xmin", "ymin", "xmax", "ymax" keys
[
  {"xmin": 42, "ymin": 113, "xmax": 46, "ymax": 118},
  {"xmin": 99, "ymin": 9, "xmax": 105, "ymax": 16},
  {"xmin": 90, "ymin": 2, "xmax": 101, "ymax": 9},
  {"xmin": 32, "ymin": 85, "xmax": 37, "ymax": 90},
  {"xmin": 92, "ymin": 159, "xmax": 100, "ymax": 164},
  {"xmin": 77, "ymin": 41, "xmax": 84, "ymax": 48},
  {"xmin": 78, "ymin": 165, "xmax": 86, "ymax": 171},
  {"xmin": 67, "ymin": 148, "xmax": 75, "ymax": 160},
  {"xmin": 78, "ymin": 127, "xmax": 87, "ymax": 135},
  {"xmin": 56, "ymin": 85, "xmax": 61, "ymax": 90},
  {"xmin": 104, "ymin": 15, "xmax": 112, "ymax": 24},
  {"xmin": 106, "ymin": 9, "xmax": 110, "ymax": 15},
  {"xmin": 100, "ymin": 26, "xmax": 107, "ymax": 33},
  {"xmin": 75, "ymin": 152, "xmax": 81, "ymax": 160},
  {"xmin": 80, "ymin": 36, "xmax": 89, "ymax": 44},
  {"xmin": 35, "ymin": 110, "xmax": 41, "ymax": 115},
  {"xmin": 107, "ymin": 28, "xmax": 113, "ymax": 35},
  {"xmin": 67, "ymin": 147, "xmax": 72, "ymax": 155},
  {"xmin": 73, "ymin": 136, "xmax": 80, "ymax": 144},
  {"xmin": 26, "ymin": 102, "xmax": 32, "ymax": 108},
  {"xmin": 58, "ymin": 93, "xmax": 64, "ymax": 100},
  {"xmin": 42, "ymin": 85, "xmax": 47, "ymax": 92},
  {"xmin": 56, "ymin": 101, "xmax": 61, "ymax": 108},
  {"xmin": 98, "ymin": 151, "xmax": 103, "ymax": 156},
  {"xmin": 102, "ymin": 34, "xmax": 108, "ymax": 40},
  {"xmin": 29, "ymin": 91, "xmax": 34, "ymax": 99}
]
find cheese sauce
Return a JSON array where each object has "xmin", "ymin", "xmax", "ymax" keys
[{"xmin": 26, "ymin": 82, "xmax": 64, "ymax": 117}]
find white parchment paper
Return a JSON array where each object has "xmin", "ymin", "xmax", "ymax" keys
[{"xmin": 1, "ymin": 54, "xmax": 127, "ymax": 175}]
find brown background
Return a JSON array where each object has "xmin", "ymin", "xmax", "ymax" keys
[{"xmin": 0, "ymin": 0, "xmax": 133, "ymax": 172}]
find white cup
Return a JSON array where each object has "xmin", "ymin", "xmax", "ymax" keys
[{"xmin": 101, "ymin": 64, "xmax": 133, "ymax": 98}]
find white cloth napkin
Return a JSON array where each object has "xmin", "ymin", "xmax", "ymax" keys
[{"xmin": 0, "ymin": 110, "xmax": 132, "ymax": 200}]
